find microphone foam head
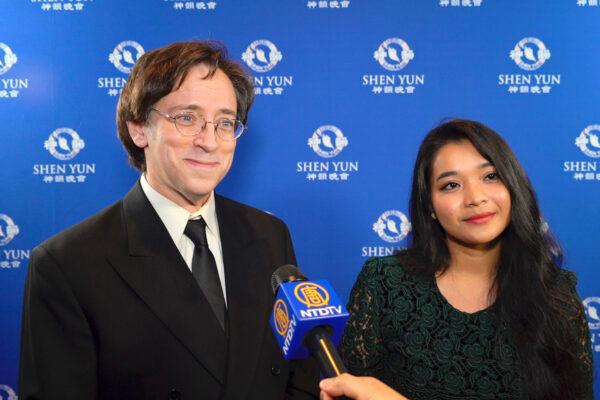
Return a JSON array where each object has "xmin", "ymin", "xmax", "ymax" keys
[{"xmin": 271, "ymin": 264, "xmax": 308, "ymax": 294}]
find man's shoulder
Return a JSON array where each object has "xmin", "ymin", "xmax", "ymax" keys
[
  {"xmin": 215, "ymin": 194, "xmax": 287, "ymax": 227},
  {"xmin": 35, "ymin": 199, "xmax": 123, "ymax": 259}
]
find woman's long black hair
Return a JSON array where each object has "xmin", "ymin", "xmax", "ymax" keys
[{"xmin": 399, "ymin": 119, "xmax": 591, "ymax": 400}]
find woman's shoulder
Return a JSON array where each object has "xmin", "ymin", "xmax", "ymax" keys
[{"xmin": 358, "ymin": 252, "xmax": 427, "ymax": 288}]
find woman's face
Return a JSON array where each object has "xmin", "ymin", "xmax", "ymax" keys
[{"xmin": 429, "ymin": 140, "xmax": 511, "ymax": 249}]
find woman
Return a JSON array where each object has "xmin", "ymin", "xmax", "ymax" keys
[{"xmin": 339, "ymin": 119, "xmax": 593, "ymax": 400}]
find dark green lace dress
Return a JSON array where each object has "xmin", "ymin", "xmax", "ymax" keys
[{"xmin": 340, "ymin": 256, "xmax": 593, "ymax": 400}]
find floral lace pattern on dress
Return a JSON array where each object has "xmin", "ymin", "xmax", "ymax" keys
[{"xmin": 340, "ymin": 256, "xmax": 593, "ymax": 400}]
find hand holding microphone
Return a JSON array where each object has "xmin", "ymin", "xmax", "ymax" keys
[{"xmin": 319, "ymin": 374, "xmax": 409, "ymax": 400}]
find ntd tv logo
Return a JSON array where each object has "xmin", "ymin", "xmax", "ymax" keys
[{"xmin": 270, "ymin": 280, "xmax": 348, "ymax": 360}]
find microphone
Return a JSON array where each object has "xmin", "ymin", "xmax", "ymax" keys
[{"xmin": 269, "ymin": 264, "xmax": 349, "ymax": 378}]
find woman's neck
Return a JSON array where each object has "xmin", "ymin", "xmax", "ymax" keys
[
  {"xmin": 435, "ymin": 238, "xmax": 501, "ymax": 313},
  {"xmin": 446, "ymin": 236, "xmax": 501, "ymax": 278}
]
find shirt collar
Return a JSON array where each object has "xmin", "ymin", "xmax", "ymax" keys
[{"xmin": 140, "ymin": 174, "xmax": 219, "ymax": 243}]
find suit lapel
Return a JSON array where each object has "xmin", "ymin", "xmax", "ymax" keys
[
  {"xmin": 108, "ymin": 183, "xmax": 227, "ymax": 384},
  {"xmin": 216, "ymin": 196, "xmax": 273, "ymax": 399}
]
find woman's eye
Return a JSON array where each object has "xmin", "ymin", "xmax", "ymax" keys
[
  {"xmin": 440, "ymin": 182, "xmax": 459, "ymax": 191},
  {"xmin": 484, "ymin": 172, "xmax": 499, "ymax": 181}
]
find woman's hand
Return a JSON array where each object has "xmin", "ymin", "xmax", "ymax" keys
[{"xmin": 319, "ymin": 373, "xmax": 409, "ymax": 400}]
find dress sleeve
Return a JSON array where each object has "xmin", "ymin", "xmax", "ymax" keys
[
  {"xmin": 340, "ymin": 258, "xmax": 387, "ymax": 376},
  {"xmin": 562, "ymin": 271, "xmax": 594, "ymax": 399}
]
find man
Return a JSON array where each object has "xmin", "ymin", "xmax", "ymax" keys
[{"xmin": 19, "ymin": 41, "xmax": 318, "ymax": 399}]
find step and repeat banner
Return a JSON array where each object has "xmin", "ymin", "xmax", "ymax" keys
[{"xmin": 1, "ymin": 0, "xmax": 599, "ymax": 396}]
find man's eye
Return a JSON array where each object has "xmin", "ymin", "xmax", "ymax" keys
[
  {"xmin": 218, "ymin": 119, "xmax": 235, "ymax": 129},
  {"xmin": 175, "ymin": 114, "xmax": 196, "ymax": 125}
]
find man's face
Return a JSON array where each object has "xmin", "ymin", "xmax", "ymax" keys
[{"xmin": 128, "ymin": 64, "xmax": 238, "ymax": 211}]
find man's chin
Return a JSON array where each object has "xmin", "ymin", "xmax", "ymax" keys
[{"xmin": 183, "ymin": 184, "xmax": 217, "ymax": 204}]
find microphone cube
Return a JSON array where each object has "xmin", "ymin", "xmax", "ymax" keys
[{"xmin": 270, "ymin": 279, "xmax": 349, "ymax": 360}]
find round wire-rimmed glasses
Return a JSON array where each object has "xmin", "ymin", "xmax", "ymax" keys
[{"xmin": 150, "ymin": 108, "xmax": 246, "ymax": 141}]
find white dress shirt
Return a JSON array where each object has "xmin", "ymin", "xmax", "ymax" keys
[{"xmin": 140, "ymin": 174, "xmax": 227, "ymax": 305}]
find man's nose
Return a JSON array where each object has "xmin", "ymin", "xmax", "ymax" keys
[{"xmin": 192, "ymin": 122, "xmax": 219, "ymax": 150}]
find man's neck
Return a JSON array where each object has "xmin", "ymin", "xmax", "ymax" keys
[{"xmin": 143, "ymin": 173, "xmax": 210, "ymax": 213}]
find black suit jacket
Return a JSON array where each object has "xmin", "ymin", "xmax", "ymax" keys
[{"xmin": 19, "ymin": 183, "xmax": 319, "ymax": 400}]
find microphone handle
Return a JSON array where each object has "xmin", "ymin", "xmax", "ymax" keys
[
  {"xmin": 304, "ymin": 326, "xmax": 348, "ymax": 378},
  {"xmin": 304, "ymin": 326, "xmax": 350, "ymax": 400}
]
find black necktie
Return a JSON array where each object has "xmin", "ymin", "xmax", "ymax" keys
[{"xmin": 184, "ymin": 218, "xmax": 226, "ymax": 330}]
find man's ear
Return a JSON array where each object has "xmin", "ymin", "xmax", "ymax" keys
[{"xmin": 127, "ymin": 121, "xmax": 149, "ymax": 149}]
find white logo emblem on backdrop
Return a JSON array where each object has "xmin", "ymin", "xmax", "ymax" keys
[
  {"xmin": 0, "ymin": 43, "xmax": 18, "ymax": 75},
  {"xmin": 0, "ymin": 385, "xmax": 18, "ymax": 400},
  {"xmin": 584, "ymin": 297, "xmax": 600, "ymax": 352},
  {"xmin": 499, "ymin": 37, "xmax": 559, "ymax": 94},
  {"xmin": 109, "ymin": 41, "xmax": 145, "ymax": 74},
  {"xmin": 0, "ymin": 214, "xmax": 20, "ymax": 247},
  {"xmin": 374, "ymin": 38, "xmax": 414, "ymax": 71},
  {"xmin": 562, "ymin": 125, "xmax": 600, "ymax": 182},
  {"xmin": 583, "ymin": 297, "xmax": 600, "ymax": 330},
  {"xmin": 44, "ymin": 128, "xmax": 85, "ymax": 161},
  {"xmin": 308, "ymin": 125, "xmax": 348, "ymax": 158},
  {"xmin": 373, "ymin": 210, "xmax": 412, "ymax": 243},
  {"xmin": 297, "ymin": 125, "xmax": 358, "ymax": 181},
  {"xmin": 509, "ymin": 38, "xmax": 551, "ymax": 71},
  {"xmin": 242, "ymin": 40, "xmax": 282, "ymax": 73},
  {"xmin": 575, "ymin": 125, "xmax": 600, "ymax": 158}
]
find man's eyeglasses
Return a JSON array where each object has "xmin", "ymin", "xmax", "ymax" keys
[{"xmin": 150, "ymin": 108, "xmax": 246, "ymax": 141}]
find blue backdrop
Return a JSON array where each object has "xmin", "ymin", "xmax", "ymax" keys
[{"xmin": 1, "ymin": 0, "xmax": 599, "ymax": 397}]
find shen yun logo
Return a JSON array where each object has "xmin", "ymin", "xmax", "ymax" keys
[
  {"xmin": 564, "ymin": 125, "xmax": 600, "ymax": 182},
  {"xmin": 35, "ymin": 128, "xmax": 96, "ymax": 184},
  {"xmin": 44, "ymin": 128, "xmax": 85, "ymax": 161},
  {"xmin": 0, "ymin": 214, "xmax": 29, "ymax": 268},
  {"xmin": 373, "ymin": 38, "xmax": 414, "ymax": 72},
  {"xmin": 363, "ymin": 210, "xmax": 411, "ymax": 257},
  {"xmin": 99, "ymin": 41, "xmax": 144, "ymax": 97},
  {"xmin": 575, "ymin": 125, "xmax": 600, "ymax": 158},
  {"xmin": 510, "ymin": 38, "xmax": 551, "ymax": 71},
  {"xmin": 242, "ymin": 40, "xmax": 282, "ymax": 73},
  {"xmin": 298, "ymin": 125, "xmax": 358, "ymax": 182},
  {"xmin": 364, "ymin": 38, "xmax": 424, "ymax": 95},
  {"xmin": 499, "ymin": 37, "xmax": 559, "ymax": 95},
  {"xmin": 34, "ymin": 0, "xmax": 91, "ymax": 12},
  {"xmin": 0, "ymin": 43, "xmax": 28, "ymax": 99},
  {"xmin": 109, "ymin": 41, "xmax": 145, "ymax": 74},
  {"xmin": 373, "ymin": 210, "xmax": 412, "ymax": 243},
  {"xmin": 0, "ymin": 214, "xmax": 20, "ymax": 247},
  {"xmin": 0, "ymin": 385, "xmax": 18, "ymax": 400},
  {"xmin": 308, "ymin": 125, "xmax": 348, "ymax": 158},
  {"xmin": 241, "ymin": 40, "xmax": 292, "ymax": 96},
  {"xmin": 0, "ymin": 43, "xmax": 17, "ymax": 75},
  {"xmin": 583, "ymin": 297, "xmax": 600, "ymax": 352},
  {"xmin": 168, "ymin": 1, "xmax": 217, "ymax": 11}
]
